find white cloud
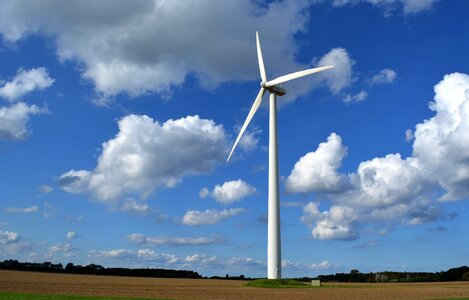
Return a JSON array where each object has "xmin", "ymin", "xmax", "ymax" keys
[
  {"xmin": 66, "ymin": 231, "xmax": 77, "ymax": 239},
  {"xmin": 201, "ymin": 179, "xmax": 256, "ymax": 204},
  {"xmin": 45, "ymin": 242, "xmax": 74, "ymax": 258},
  {"xmin": 199, "ymin": 187, "xmax": 210, "ymax": 199},
  {"xmin": 88, "ymin": 247, "xmax": 330, "ymax": 276},
  {"xmin": 0, "ymin": 102, "xmax": 48, "ymax": 141},
  {"xmin": 294, "ymin": 137, "xmax": 434, "ymax": 239},
  {"xmin": 285, "ymin": 133, "xmax": 349, "ymax": 194},
  {"xmin": 275, "ymin": 47, "xmax": 355, "ymax": 106},
  {"xmin": 0, "ymin": 230, "xmax": 20, "ymax": 244},
  {"xmin": 0, "ymin": 68, "xmax": 54, "ymax": 101},
  {"xmin": 315, "ymin": 48, "xmax": 354, "ymax": 95},
  {"xmin": 182, "ymin": 208, "xmax": 246, "ymax": 225},
  {"xmin": 332, "ymin": 0, "xmax": 438, "ymax": 14},
  {"xmin": 405, "ymin": 129, "xmax": 414, "ymax": 142},
  {"xmin": 290, "ymin": 73, "xmax": 469, "ymax": 239},
  {"xmin": 0, "ymin": 0, "xmax": 318, "ymax": 102},
  {"xmin": 5, "ymin": 206, "xmax": 38, "ymax": 213},
  {"xmin": 38, "ymin": 185, "xmax": 53, "ymax": 193},
  {"xmin": 0, "ymin": 229, "xmax": 31, "ymax": 254},
  {"xmin": 126, "ymin": 234, "xmax": 224, "ymax": 246},
  {"xmin": 343, "ymin": 90, "xmax": 368, "ymax": 104},
  {"xmin": 400, "ymin": 0, "xmax": 438, "ymax": 14},
  {"xmin": 282, "ymin": 259, "xmax": 331, "ymax": 271},
  {"xmin": 42, "ymin": 201, "xmax": 56, "ymax": 219},
  {"xmin": 89, "ymin": 248, "xmax": 170, "ymax": 262},
  {"xmin": 301, "ymin": 202, "xmax": 358, "ymax": 240},
  {"xmin": 119, "ymin": 201, "xmax": 150, "ymax": 215},
  {"xmin": 59, "ymin": 114, "xmax": 229, "ymax": 208},
  {"xmin": 238, "ymin": 127, "xmax": 261, "ymax": 153},
  {"xmin": 89, "ymin": 248, "xmax": 264, "ymax": 273},
  {"xmin": 370, "ymin": 68, "xmax": 397, "ymax": 85},
  {"xmin": 413, "ymin": 72, "xmax": 469, "ymax": 200}
]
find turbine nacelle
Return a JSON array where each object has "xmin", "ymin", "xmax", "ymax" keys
[
  {"xmin": 260, "ymin": 81, "xmax": 285, "ymax": 96},
  {"xmin": 268, "ymin": 84, "xmax": 286, "ymax": 96}
]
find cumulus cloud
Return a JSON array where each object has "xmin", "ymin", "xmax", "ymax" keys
[
  {"xmin": 0, "ymin": 102, "xmax": 48, "ymax": 141},
  {"xmin": 0, "ymin": 230, "xmax": 20, "ymax": 244},
  {"xmin": 0, "ymin": 68, "xmax": 54, "ymax": 101},
  {"xmin": 413, "ymin": 73, "xmax": 469, "ymax": 200},
  {"xmin": 282, "ymin": 259, "xmax": 331, "ymax": 271},
  {"xmin": 89, "ymin": 248, "xmax": 263, "ymax": 274},
  {"xmin": 0, "ymin": 0, "xmax": 319, "ymax": 101},
  {"xmin": 288, "ymin": 72, "xmax": 469, "ymax": 240},
  {"xmin": 405, "ymin": 129, "xmax": 414, "ymax": 142},
  {"xmin": 59, "ymin": 114, "xmax": 229, "ymax": 208},
  {"xmin": 45, "ymin": 242, "xmax": 74, "ymax": 258},
  {"xmin": 89, "ymin": 247, "xmax": 330, "ymax": 276},
  {"xmin": 126, "ymin": 234, "xmax": 224, "ymax": 247},
  {"xmin": 238, "ymin": 127, "xmax": 261, "ymax": 152},
  {"xmin": 4, "ymin": 206, "xmax": 38, "ymax": 213},
  {"xmin": 0, "ymin": 68, "xmax": 52, "ymax": 141},
  {"xmin": 275, "ymin": 47, "xmax": 355, "ymax": 106},
  {"xmin": 301, "ymin": 202, "xmax": 358, "ymax": 240},
  {"xmin": 66, "ymin": 232, "xmax": 77, "ymax": 239},
  {"xmin": 182, "ymin": 208, "xmax": 246, "ymax": 225},
  {"xmin": 343, "ymin": 90, "xmax": 368, "ymax": 104},
  {"xmin": 315, "ymin": 48, "xmax": 354, "ymax": 95},
  {"xmin": 0, "ymin": 229, "xmax": 30, "ymax": 254},
  {"xmin": 370, "ymin": 68, "xmax": 397, "ymax": 85},
  {"xmin": 200, "ymin": 179, "xmax": 256, "ymax": 204},
  {"xmin": 294, "ymin": 138, "xmax": 433, "ymax": 239},
  {"xmin": 89, "ymin": 248, "xmax": 175, "ymax": 262},
  {"xmin": 285, "ymin": 133, "xmax": 349, "ymax": 194},
  {"xmin": 332, "ymin": 0, "xmax": 438, "ymax": 14}
]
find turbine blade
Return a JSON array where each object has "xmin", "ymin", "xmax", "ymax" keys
[
  {"xmin": 227, "ymin": 88, "xmax": 265, "ymax": 162},
  {"xmin": 265, "ymin": 66, "xmax": 334, "ymax": 87},
  {"xmin": 256, "ymin": 31, "xmax": 267, "ymax": 83}
]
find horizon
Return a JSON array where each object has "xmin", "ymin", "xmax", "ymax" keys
[{"xmin": 1, "ymin": 0, "xmax": 469, "ymax": 278}]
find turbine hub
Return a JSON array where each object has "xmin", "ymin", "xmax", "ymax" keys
[{"xmin": 260, "ymin": 81, "xmax": 266, "ymax": 88}]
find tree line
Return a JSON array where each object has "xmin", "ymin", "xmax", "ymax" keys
[
  {"xmin": 308, "ymin": 266, "xmax": 469, "ymax": 283},
  {"xmin": 0, "ymin": 259, "xmax": 201, "ymax": 279},
  {"xmin": 2, "ymin": 259, "xmax": 469, "ymax": 282}
]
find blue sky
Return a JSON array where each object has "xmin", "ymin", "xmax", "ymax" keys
[{"xmin": 1, "ymin": 0, "xmax": 469, "ymax": 278}]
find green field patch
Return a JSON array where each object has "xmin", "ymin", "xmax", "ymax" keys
[
  {"xmin": 245, "ymin": 279, "xmax": 314, "ymax": 288},
  {"xmin": 0, "ymin": 292, "xmax": 168, "ymax": 300}
]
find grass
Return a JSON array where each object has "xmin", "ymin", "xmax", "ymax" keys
[
  {"xmin": 0, "ymin": 292, "xmax": 168, "ymax": 300},
  {"xmin": 245, "ymin": 279, "xmax": 313, "ymax": 288}
]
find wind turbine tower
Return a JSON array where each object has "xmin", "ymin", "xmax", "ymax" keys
[{"xmin": 227, "ymin": 31, "xmax": 334, "ymax": 279}]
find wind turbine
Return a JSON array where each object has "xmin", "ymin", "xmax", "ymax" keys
[{"xmin": 227, "ymin": 31, "xmax": 334, "ymax": 279}]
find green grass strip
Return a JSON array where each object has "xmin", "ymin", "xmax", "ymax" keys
[
  {"xmin": 0, "ymin": 292, "xmax": 168, "ymax": 300},
  {"xmin": 245, "ymin": 279, "xmax": 314, "ymax": 288}
]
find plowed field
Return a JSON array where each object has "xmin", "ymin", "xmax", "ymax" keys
[{"xmin": 1, "ymin": 270, "xmax": 469, "ymax": 299}]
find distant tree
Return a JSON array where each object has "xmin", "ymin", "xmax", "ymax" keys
[
  {"xmin": 462, "ymin": 271, "xmax": 469, "ymax": 281},
  {"xmin": 65, "ymin": 263, "xmax": 74, "ymax": 272}
]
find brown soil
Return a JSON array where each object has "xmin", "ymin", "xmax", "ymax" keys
[{"xmin": 1, "ymin": 270, "xmax": 469, "ymax": 300}]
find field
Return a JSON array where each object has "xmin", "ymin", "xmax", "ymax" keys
[{"xmin": 1, "ymin": 270, "xmax": 469, "ymax": 299}]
